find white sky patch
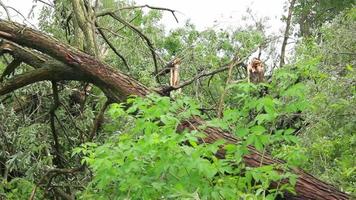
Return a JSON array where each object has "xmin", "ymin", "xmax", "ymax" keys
[
  {"xmin": 134, "ymin": 0, "xmax": 286, "ymax": 34},
  {"xmin": 1, "ymin": 0, "xmax": 287, "ymax": 34},
  {"xmin": 1, "ymin": 0, "xmax": 43, "ymax": 27}
]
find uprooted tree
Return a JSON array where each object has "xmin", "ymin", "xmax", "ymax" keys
[{"xmin": 0, "ymin": 18, "xmax": 351, "ymax": 200}]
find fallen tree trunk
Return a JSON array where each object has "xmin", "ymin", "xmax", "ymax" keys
[{"xmin": 0, "ymin": 20, "xmax": 350, "ymax": 200}]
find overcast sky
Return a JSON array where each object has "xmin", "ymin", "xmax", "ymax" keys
[
  {"xmin": 136, "ymin": 0, "xmax": 286, "ymax": 33},
  {"xmin": 1, "ymin": 0, "xmax": 287, "ymax": 34}
]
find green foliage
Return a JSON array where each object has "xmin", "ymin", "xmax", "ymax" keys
[
  {"xmin": 75, "ymin": 94, "xmax": 297, "ymax": 199},
  {"xmin": 290, "ymin": 8, "xmax": 356, "ymax": 195},
  {"xmin": 0, "ymin": 178, "xmax": 43, "ymax": 200},
  {"xmin": 293, "ymin": 0, "xmax": 355, "ymax": 36}
]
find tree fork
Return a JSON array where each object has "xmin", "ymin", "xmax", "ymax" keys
[{"xmin": 0, "ymin": 20, "xmax": 350, "ymax": 200}]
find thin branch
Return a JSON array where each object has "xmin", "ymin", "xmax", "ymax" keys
[
  {"xmin": 217, "ymin": 58, "xmax": 238, "ymax": 118},
  {"xmin": 6, "ymin": 6, "xmax": 36, "ymax": 28},
  {"xmin": 35, "ymin": 0, "xmax": 54, "ymax": 7},
  {"xmin": 280, "ymin": 0, "xmax": 296, "ymax": 67},
  {"xmin": 0, "ymin": 0, "xmax": 11, "ymax": 20},
  {"xmin": 97, "ymin": 4, "xmax": 179, "ymax": 23},
  {"xmin": 54, "ymin": 114, "xmax": 74, "ymax": 147},
  {"xmin": 107, "ymin": 13, "xmax": 160, "ymax": 83},
  {"xmin": 96, "ymin": 26, "xmax": 124, "ymax": 39},
  {"xmin": 95, "ymin": 22, "xmax": 129, "ymax": 71},
  {"xmin": 59, "ymin": 102, "xmax": 87, "ymax": 140}
]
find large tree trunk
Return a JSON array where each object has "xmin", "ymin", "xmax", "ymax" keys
[{"xmin": 0, "ymin": 20, "xmax": 350, "ymax": 200}]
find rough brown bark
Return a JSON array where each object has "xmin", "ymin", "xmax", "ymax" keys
[{"xmin": 0, "ymin": 20, "xmax": 350, "ymax": 200}]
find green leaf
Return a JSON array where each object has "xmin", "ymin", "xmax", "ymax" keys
[{"xmin": 235, "ymin": 128, "xmax": 249, "ymax": 138}]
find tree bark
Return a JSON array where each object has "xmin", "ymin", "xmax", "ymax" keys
[{"xmin": 0, "ymin": 20, "xmax": 350, "ymax": 200}]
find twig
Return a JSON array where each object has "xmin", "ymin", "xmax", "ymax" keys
[
  {"xmin": 97, "ymin": 4, "xmax": 179, "ymax": 23},
  {"xmin": 35, "ymin": 0, "xmax": 54, "ymax": 7},
  {"xmin": 118, "ymin": 4, "xmax": 179, "ymax": 23}
]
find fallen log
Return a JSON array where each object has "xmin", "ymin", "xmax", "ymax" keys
[{"xmin": 0, "ymin": 20, "xmax": 350, "ymax": 200}]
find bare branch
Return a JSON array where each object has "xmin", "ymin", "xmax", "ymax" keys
[
  {"xmin": 0, "ymin": 0, "xmax": 11, "ymax": 20},
  {"xmin": 280, "ymin": 0, "xmax": 296, "ymax": 67},
  {"xmin": 95, "ymin": 22, "xmax": 129, "ymax": 71},
  {"xmin": 103, "ymin": 13, "xmax": 160, "ymax": 83},
  {"xmin": 96, "ymin": 26, "xmax": 124, "ymax": 39},
  {"xmin": 97, "ymin": 4, "xmax": 179, "ymax": 23},
  {"xmin": 6, "ymin": 6, "xmax": 36, "ymax": 27},
  {"xmin": 35, "ymin": 0, "xmax": 54, "ymax": 7}
]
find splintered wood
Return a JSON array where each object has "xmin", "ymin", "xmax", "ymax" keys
[{"xmin": 248, "ymin": 58, "xmax": 264, "ymax": 83}]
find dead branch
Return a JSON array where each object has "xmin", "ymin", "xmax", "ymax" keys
[
  {"xmin": 0, "ymin": 20, "xmax": 151, "ymax": 100},
  {"xmin": 0, "ymin": 40, "xmax": 46, "ymax": 67}
]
